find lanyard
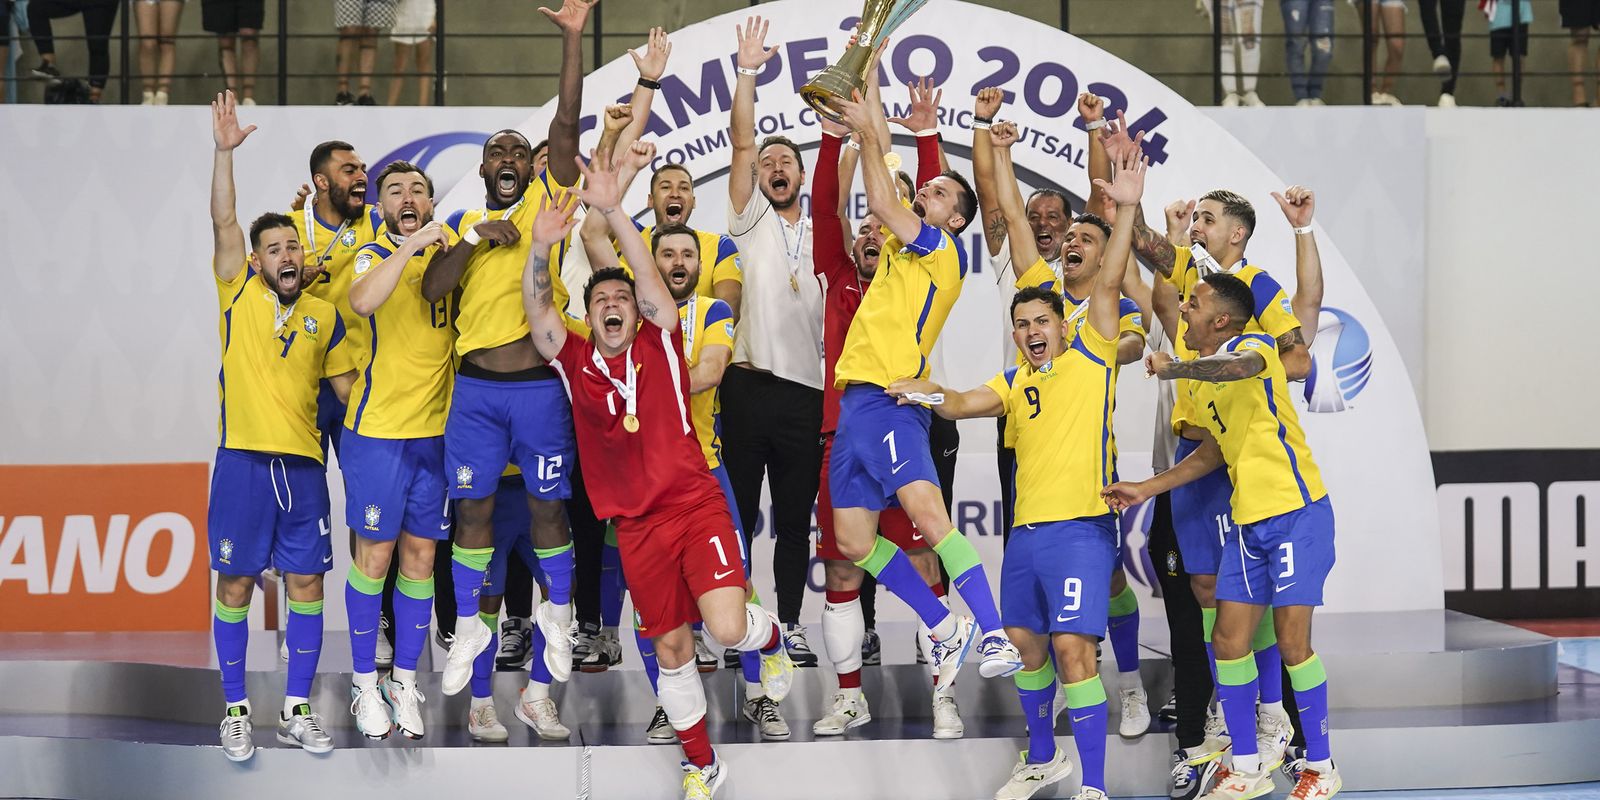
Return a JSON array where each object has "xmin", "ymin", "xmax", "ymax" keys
[
  {"xmin": 303, "ymin": 196, "xmax": 352, "ymax": 268},
  {"xmin": 268, "ymin": 291, "xmax": 298, "ymax": 339},
  {"xmin": 591, "ymin": 342, "xmax": 637, "ymax": 427},
  {"xmin": 678, "ymin": 295, "xmax": 698, "ymax": 363},
  {"xmin": 778, "ymin": 216, "xmax": 808, "ymax": 292}
]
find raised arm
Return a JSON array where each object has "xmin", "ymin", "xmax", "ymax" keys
[
  {"xmin": 538, "ymin": 0, "xmax": 596, "ymax": 187},
  {"xmin": 1146, "ymin": 348, "xmax": 1266, "ymax": 384},
  {"xmin": 1274, "ymin": 185, "xmax": 1324, "ymax": 346},
  {"xmin": 889, "ymin": 77, "xmax": 948, "ymax": 185},
  {"xmin": 812, "ymin": 118, "xmax": 855, "ymax": 285},
  {"xmin": 970, "ymin": 88, "xmax": 1008, "ymax": 257},
  {"xmin": 1080, "ymin": 92, "xmax": 1110, "ymax": 222},
  {"xmin": 522, "ymin": 192, "xmax": 583, "ymax": 362},
  {"xmin": 615, "ymin": 27, "xmax": 671, "ymax": 154},
  {"xmin": 350, "ymin": 223, "xmax": 449, "ymax": 316},
  {"xmin": 593, "ymin": 104, "xmax": 633, "ymax": 175},
  {"xmin": 988, "ymin": 120, "xmax": 1043, "ymax": 279},
  {"xmin": 729, "ymin": 16, "xmax": 779, "ymax": 214},
  {"xmin": 884, "ymin": 378, "xmax": 1005, "ymax": 420},
  {"xmin": 837, "ymin": 91, "xmax": 921, "ymax": 245},
  {"xmin": 1088, "ymin": 124, "xmax": 1147, "ymax": 342},
  {"xmin": 210, "ymin": 91, "xmax": 255, "ymax": 281},
  {"xmin": 574, "ymin": 144, "xmax": 678, "ymax": 332},
  {"xmin": 1101, "ymin": 112, "xmax": 1179, "ymax": 275}
]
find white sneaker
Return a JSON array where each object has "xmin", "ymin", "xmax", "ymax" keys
[
  {"xmin": 514, "ymin": 691, "xmax": 571, "ymax": 740},
  {"xmin": 646, "ymin": 705, "xmax": 676, "ymax": 744},
  {"xmin": 382, "ymin": 676, "xmax": 426, "ymax": 740},
  {"xmin": 218, "ymin": 705, "xmax": 254, "ymax": 762},
  {"xmin": 1071, "ymin": 789, "xmax": 1109, "ymax": 800},
  {"xmin": 535, "ymin": 600, "xmax": 575, "ymax": 683},
  {"xmin": 140, "ymin": 90, "xmax": 154, "ymax": 105},
  {"xmin": 1255, "ymin": 709, "xmax": 1293, "ymax": 771},
  {"xmin": 993, "ymin": 748, "xmax": 1074, "ymax": 800},
  {"xmin": 1191, "ymin": 706, "xmax": 1232, "ymax": 763},
  {"xmin": 442, "ymin": 615, "xmax": 493, "ymax": 696},
  {"xmin": 930, "ymin": 615, "xmax": 977, "ymax": 688},
  {"xmin": 1308, "ymin": 98, "xmax": 1326, "ymax": 106},
  {"xmin": 812, "ymin": 689, "xmax": 872, "ymax": 736},
  {"xmin": 976, "ymin": 629, "xmax": 1023, "ymax": 678},
  {"xmin": 1432, "ymin": 54, "xmax": 1451, "ymax": 75},
  {"xmin": 468, "ymin": 702, "xmax": 509, "ymax": 743},
  {"xmin": 1438, "ymin": 92, "xmax": 1457, "ymax": 108},
  {"xmin": 349, "ymin": 682, "xmax": 392, "ymax": 740},
  {"xmin": 1222, "ymin": 92, "xmax": 1242, "ymax": 107},
  {"xmin": 239, "ymin": 97, "xmax": 256, "ymax": 106},
  {"xmin": 1242, "ymin": 91, "xmax": 1265, "ymax": 107},
  {"xmin": 693, "ymin": 630, "xmax": 719, "ymax": 673},
  {"xmin": 1288, "ymin": 765, "xmax": 1342, "ymax": 799},
  {"xmin": 741, "ymin": 695, "xmax": 790, "ymax": 740},
  {"xmin": 1119, "ymin": 685, "xmax": 1151, "ymax": 738},
  {"xmin": 153, "ymin": 89, "xmax": 169, "ymax": 106},
  {"xmin": 1202, "ymin": 766, "xmax": 1274, "ymax": 800},
  {"xmin": 681, "ymin": 757, "xmax": 727, "ymax": 800},
  {"xmin": 276, "ymin": 706, "xmax": 334, "ymax": 754},
  {"xmin": 932, "ymin": 692, "xmax": 964, "ymax": 739},
  {"xmin": 375, "ymin": 616, "xmax": 394, "ymax": 669}
]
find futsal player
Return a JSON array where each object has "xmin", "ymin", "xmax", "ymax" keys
[
  {"xmin": 205, "ymin": 91, "xmax": 356, "ymax": 761},
  {"xmin": 618, "ymin": 163, "xmax": 743, "ymax": 318},
  {"xmin": 888, "ymin": 138, "xmax": 1148, "ymax": 800},
  {"xmin": 1103, "ymin": 272, "xmax": 1342, "ymax": 800},
  {"xmin": 419, "ymin": 0, "xmax": 594, "ymax": 696}
]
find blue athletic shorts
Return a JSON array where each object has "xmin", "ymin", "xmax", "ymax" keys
[
  {"xmin": 341, "ymin": 429, "xmax": 448, "ymax": 542},
  {"xmin": 316, "ymin": 380, "xmax": 345, "ymax": 460},
  {"xmin": 1169, "ymin": 436, "xmax": 1233, "ymax": 576},
  {"xmin": 1001, "ymin": 515, "xmax": 1118, "ymax": 637},
  {"xmin": 829, "ymin": 383, "xmax": 939, "ymax": 512},
  {"xmin": 485, "ymin": 476, "xmax": 547, "ymax": 597},
  {"xmin": 711, "ymin": 463, "xmax": 751, "ymax": 576},
  {"xmin": 445, "ymin": 373, "xmax": 575, "ymax": 501},
  {"xmin": 207, "ymin": 448, "xmax": 332, "ymax": 577},
  {"xmin": 1217, "ymin": 496, "xmax": 1336, "ymax": 607}
]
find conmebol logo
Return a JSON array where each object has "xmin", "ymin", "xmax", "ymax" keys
[{"xmin": 1303, "ymin": 307, "xmax": 1373, "ymax": 413}]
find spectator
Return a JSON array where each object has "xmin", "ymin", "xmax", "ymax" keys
[
  {"xmin": 28, "ymin": 0, "xmax": 120, "ymax": 104},
  {"xmin": 1562, "ymin": 0, "xmax": 1600, "ymax": 106},
  {"xmin": 1281, "ymin": 0, "xmax": 1334, "ymax": 105},
  {"xmin": 1361, "ymin": 0, "xmax": 1407, "ymax": 105},
  {"xmin": 385, "ymin": 0, "xmax": 433, "ymax": 106},
  {"xmin": 1201, "ymin": 0, "xmax": 1266, "ymax": 106},
  {"xmin": 334, "ymin": 0, "xmax": 396, "ymax": 105},
  {"xmin": 1417, "ymin": 0, "xmax": 1466, "ymax": 106},
  {"xmin": 135, "ymin": 0, "xmax": 185, "ymax": 105},
  {"xmin": 1490, "ymin": 0, "xmax": 1532, "ymax": 106},
  {"xmin": 201, "ymin": 0, "xmax": 263, "ymax": 105}
]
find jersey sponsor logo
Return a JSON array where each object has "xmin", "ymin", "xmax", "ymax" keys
[
  {"xmin": 303, "ymin": 315, "xmax": 319, "ymax": 335},
  {"xmin": 363, "ymin": 504, "xmax": 382, "ymax": 531},
  {"xmin": 1303, "ymin": 307, "xmax": 1373, "ymax": 414},
  {"xmin": 455, "ymin": 465, "xmax": 474, "ymax": 489}
]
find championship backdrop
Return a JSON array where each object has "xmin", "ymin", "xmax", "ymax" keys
[{"xmin": 0, "ymin": 0, "xmax": 1441, "ymax": 631}]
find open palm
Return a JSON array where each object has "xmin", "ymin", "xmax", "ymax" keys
[
  {"xmin": 211, "ymin": 90, "xmax": 256, "ymax": 151},
  {"xmin": 539, "ymin": 0, "xmax": 596, "ymax": 34}
]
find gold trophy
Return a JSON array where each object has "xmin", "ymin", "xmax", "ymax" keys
[{"xmin": 801, "ymin": 0, "xmax": 930, "ymax": 123}]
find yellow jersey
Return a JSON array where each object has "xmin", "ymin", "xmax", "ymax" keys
[
  {"xmin": 984, "ymin": 315, "xmax": 1120, "ymax": 526},
  {"xmin": 343, "ymin": 234, "xmax": 457, "ymax": 438},
  {"xmin": 216, "ymin": 268, "xmax": 355, "ymax": 463},
  {"xmin": 1014, "ymin": 257, "xmax": 1144, "ymax": 367},
  {"xmin": 835, "ymin": 222, "xmax": 966, "ymax": 388},
  {"xmin": 675, "ymin": 296, "xmax": 737, "ymax": 469},
  {"xmin": 1166, "ymin": 245, "xmax": 1299, "ymax": 435},
  {"xmin": 1191, "ymin": 333, "xmax": 1327, "ymax": 524},
  {"xmin": 295, "ymin": 204, "xmax": 383, "ymax": 343},
  {"xmin": 621, "ymin": 224, "xmax": 742, "ymax": 299},
  {"xmin": 443, "ymin": 171, "xmax": 571, "ymax": 356}
]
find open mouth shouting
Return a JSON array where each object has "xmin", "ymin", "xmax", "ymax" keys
[
  {"xmin": 1037, "ymin": 230, "xmax": 1058, "ymax": 254},
  {"xmin": 862, "ymin": 242, "xmax": 881, "ymax": 261},
  {"xmin": 601, "ymin": 312, "xmax": 625, "ymax": 334},
  {"xmin": 1026, "ymin": 335, "xmax": 1048, "ymax": 360},
  {"xmin": 768, "ymin": 175, "xmax": 790, "ymax": 196},
  {"xmin": 1064, "ymin": 249, "xmax": 1084, "ymax": 267},
  {"xmin": 398, "ymin": 207, "xmax": 420, "ymax": 232},
  {"xmin": 496, "ymin": 168, "xmax": 519, "ymax": 197},
  {"xmin": 911, "ymin": 201, "xmax": 926, "ymax": 217},
  {"xmin": 664, "ymin": 201, "xmax": 685, "ymax": 222},
  {"xmin": 667, "ymin": 267, "xmax": 690, "ymax": 289},
  {"xmin": 350, "ymin": 181, "xmax": 367, "ymax": 206}
]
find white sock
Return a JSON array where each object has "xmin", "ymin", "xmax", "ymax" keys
[
  {"xmin": 544, "ymin": 600, "xmax": 572, "ymax": 624},
  {"xmin": 283, "ymin": 696, "xmax": 308, "ymax": 717},
  {"xmin": 917, "ymin": 622, "xmax": 937, "ymax": 681},
  {"xmin": 353, "ymin": 671, "xmax": 378, "ymax": 690},
  {"xmin": 821, "ymin": 598, "xmax": 865, "ymax": 674},
  {"xmin": 1220, "ymin": 45, "xmax": 1239, "ymax": 94},
  {"xmin": 525, "ymin": 677, "xmax": 551, "ymax": 701},
  {"xmin": 471, "ymin": 695, "xmax": 494, "ymax": 709},
  {"xmin": 1307, "ymin": 758, "xmax": 1333, "ymax": 773},
  {"xmin": 930, "ymin": 613, "xmax": 957, "ymax": 642},
  {"xmin": 1241, "ymin": 42, "xmax": 1261, "ymax": 92},
  {"xmin": 745, "ymin": 681, "xmax": 766, "ymax": 700},
  {"xmin": 392, "ymin": 667, "xmax": 416, "ymax": 686},
  {"xmin": 1234, "ymin": 752, "xmax": 1263, "ymax": 773},
  {"xmin": 456, "ymin": 615, "xmax": 480, "ymax": 637},
  {"xmin": 1259, "ymin": 700, "xmax": 1284, "ymax": 719}
]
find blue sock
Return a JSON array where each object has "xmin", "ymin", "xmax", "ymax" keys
[
  {"xmin": 740, "ymin": 649, "xmax": 761, "ymax": 684},
  {"xmin": 471, "ymin": 612, "xmax": 498, "ymax": 699},
  {"xmin": 1107, "ymin": 585, "xmax": 1141, "ymax": 674},
  {"xmin": 285, "ymin": 599, "xmax": 324, "ymax": 699},
  {"xmin": 529, "ymin": 620, "xmax": 553, "ymax": 684},
  {"xmin": 1065, "ymin": 676, "xmax": 1109, "ymax": 791},
  {"xmin": 635, "ymin": 624, "xmax": 660, "ymax": 694},
  {"xmin": 534, "ymin": 543, "xmax": 574, "ymax": 606},
  {"xmin": 213, "ymin": 601, "xmax": 250, "ymax": 704},
  {"xmin": 856, "ymin": 537, "xmax": 951, "ymax": 631},
  {"xmin": 1014, "ymin": 664, "xmax": 1057, "ymax": 763},
  {"xmin": 1255, "ymin": 644, "xmax": 1283, "ymax": 704},
  {"xmin": 933, "ymin": 532, "xmax": 1002, "ymax": 633},
  {"xmin": 452, "ymin": 545, "xmax": 492, "ymax": 621},
  {"xmin": 1288, "ymin": 654, "xmax": 1332, "ymax": 763},
  {"xmin": 345, "ymin": 567, "xmax": 383, "ymax": 675},
  {"xmin": 600, "ymin": 538, "xmax": 624, "ymax": 628},
  {"xmin": 1216, "ymin": 654, "xmax": 1261, "ymax": 760},
  {"xmin": 393, "ymin": 574, "xmax": 434, "ymax": 672}
]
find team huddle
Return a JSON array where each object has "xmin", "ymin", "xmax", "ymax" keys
[{"xmin": 202, "ymin": 4, "xmax": 1341, "ymax": 800}]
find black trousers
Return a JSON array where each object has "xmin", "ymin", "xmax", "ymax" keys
[
  {"xmin": 1149, "ymin": 492, "xmax": 1213, "ymax": 749},
  {"xmin": 28, "ymin": 0, "xmax": 119, "ymax": 88},
  {"xmin": 860, "ymin": 413, "xmax": 959, "ymax": 629},
  {"xmin": 719, "ymin": 366, "xmax": 824, "ymax": 625},
  {"xmin": 565, "ymin": 457, "xmax": 607, "ymax": 625},
  {"xmin": 997, "ymin": 418, "xmax": 1017, "ymax": 548},
  {"xmin": 1417, "ymin": 0, "xmax": 1467, "ymax": 93}
]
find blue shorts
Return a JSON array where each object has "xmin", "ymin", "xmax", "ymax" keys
[
  {"xmin": 445, "ymin": 374, "xmax": 575, "ymax": 501},
  {"xmin": 207, "ymin": 448, "xmax": 333, "ymax": 577},
  {"xmin": 1169, "ymin": 437, "xmax": 1232, "ymax": 576},
  {"xmin": 485, "ymin": 476, "xmax": 547, "ymax": 597},
  {"xmin": 1001, "ymin": 515, "xmax": 1118, "ymax": 637},
  {"xmin": 829, "ymin": 384, "xmax": 939, "ymax": 512},
  {"xmin": 341, "ymin": 429, "xmax": 448, "ymax": 542},
  {"xmin": 1217, "ymin": 496, "xmax": 1336, "ymax": 607},
  {"xmin": 711, "ymin": 463, "xmax": 751, "ymax": 576},
  {"xmin": 317, "ymin": 380, "xmax": 346, "ymax": 460}
]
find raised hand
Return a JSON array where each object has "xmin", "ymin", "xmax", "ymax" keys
[
  {"xmin": 629, "ymin": 26, "xmax": 671, "ymax": 80},
  {"xmin": 889, "ymin": 76, "xmax": 942, "ymax": 132},
  {"xmin": 989, "ymin": 120, "xmax": 1019, "ymax": 149},
  {"xmin": 1165, "ymin": 199, "xmax": 1196, "ymax": 232},
  {"xmin": 571, "ymin": 150, "xmax": 624, "ymax": 211},
  {"xmin": 290, "ymin": 183, "xmax": 311, "ymax": 212},
  {"xmin": 529, "ymin": 190, "xmax": 582, "ymax": 248},
  {"xmin": 819, "ymin": 113, "xmax": 851, "ymax": 139},
  {"xmin": 834, "ymin": 90, "xmax": 878, "ymax": 139},
  {"xmin": 1093, "ymin": 133, "xmax": 1150, "ymax": 207},
  {"xmin": 975, "ymin": 86, "xmax": 1004, "ymax": 119},
  {"xmin": 602, "ymin": 103, "xmax": 633, "ymax": 134},
  {"xmin": 1076, "ymin": 91, "xmax": 1105, "ymax": 124},
  {"xmin": 538, "ymin": 0, "xmax": 597, "ymax": 35},
  {"xmin": 211, "ymin": 90, "xmax": 256, "ymax": 151},
  {"xmin": 1272, "ymin": 185, "xmax": 1315, "ymax": 228},
  {"xmin": 1097, "ymin": 109, "xmax": 1141, "ymax": 163},
  {"xmin": 622, "ymin": 139, "xmax": 656, "ymax": 171},
  {"xmin": 735, "ymin": 16, "xmax": 777, "ymax": 71}
]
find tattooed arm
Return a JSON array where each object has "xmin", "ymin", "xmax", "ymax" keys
[
  {"xmin": 1276, "ymin": 327, "xmax": 1311, "ymax": 381},
  {"xmin": 970, "ymin": 87, "xmax": 1008, "ymax": 257},
  {"xmin": 522, "ymin": 193, "xmax": 583, "ymax": 362},
  {"xmin": 1148, "ymin": 348, "xmax": 1266, "ymax": 383}
]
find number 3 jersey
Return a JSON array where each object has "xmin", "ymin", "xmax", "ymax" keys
[
  {"xmin": 1191, "ymin": 333, "xmax": 1326, "ymax": 525},
  {"xmin": 984, "ymin": 315, "xmax": 1120, "ymax": 527},
  {"xmin": 342, "ymin": 234, "xmax": 457, "ymax": 438}
]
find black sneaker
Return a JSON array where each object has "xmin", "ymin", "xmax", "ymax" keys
[
  {"xmin": 1170, "ymin": 748, "xmax": 1203, "ymax": 800},
  {"xmin": 782, "ymin": 623, "xmax": 818, "ymax": 668},
  {"xmin": 860, "ymin": 628, "xmax": 881, "ymax": 666},
  {"xmin": 1158, "ymin": 690, "xmax": 1179, "ymax": 724},
  {"xmin": 496, "ymin": 616, "xmax": 532, "ymax": 669},
  {"xmin": 357, "ymin": 93, "xmax": 376, "ymax": 106},
  {"xmin": 32, "ymin": 62, "xmax": 62, "ymax": 80},
  {"xmin": 335, "ymin": 91, "xmax": 355, "ymax": 106},
  {"xmin": 722, "ymin": 647, "xmax": 741, "ymax": 669},
  {"xmin": 435, "ymin": 626, "xmax": 455, "ymax": 650}
]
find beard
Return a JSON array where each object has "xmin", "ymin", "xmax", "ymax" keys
[{"xmin": 328, "ymin": 183, "xmax": 362, "ymax": 220}]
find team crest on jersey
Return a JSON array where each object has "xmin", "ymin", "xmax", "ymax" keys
[
  {"xmin": 341, "ymin": 229, "xmax": 358, "ymax": 247},
  {"xmin": 303, "ymin": 316, "xmax": 319, "ymax": 335},
  {"xmin": 723, "ymin": 322, "xmax": 735, "ymax": 338},
  {"xmin": 1279, "ymin": 297, "xmax": 1292, "ymax": 315},
  {"xmin": 455, "ymin": 465, "xmax": 474, "ymax": 489},
  {"xmin": 218, "ymin": 538, "xmax": 234, "ymax": 564},
  {"xmin": 1166, "ymin": 549, "xmax": 1179, "ymax": 576},
  {"xmin": 363, "ymin": 504, "xmax": 381, "ymax": 530}
]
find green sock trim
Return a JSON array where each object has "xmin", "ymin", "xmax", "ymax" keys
[
  {"xmin": 853, "ymin": 535, "xmax": 898, "ymax": 577},
  {"xmin": 1064, "ymin": 675, "xmax": 1108, "ymax": 708},
  {"xmin": 396, "ymin": 573, "xmax": 435, "ymax": 600},
  {"xmin": 213, "ymin": 601, "xmax": 250, "ymax": 624},
  {"xmin": 452, "ymin": 544, "xmax": 493, "ymax": 571},
  {"xmin": 932, "ymin": 531, "xmax": 982, "ymax": 576},
  {"xmin": 1251, "ymin": 612, "xmax": 1278, "ymax": 650},
  {"xmin": 287, "ymin": 599, "xmax": 324, "ymax": 616},
  {"xmin": 1107, "ymin": 584, "xmax": 1138, "ymax": 617},
  {"xmin": 749, "ymin": 590, "xmax": 763, "ymax": 606},
  {"xmin": 346, "ymin": 564, "xmax": 384, "ymax": 595},
  {"xmin": 1201, "ymin": 607, "xmax": 1217, "ymax": 642},
  {"xmin": 1216, "ymin": 653, "xmax": 1259, "ymax": 687},
  {"xmin": 533, "ymin": 542, "xmax": 574, "ymax": 559},
  {"xmin": 604, "ymin": 524, "xmax": 618, "ymax": 547},
  {"xmin": 478, "ymin": 611, "xmax": 498, "ymax": 628},
  {"xmin": 1286, "ymin": 653, "xmax": 1327, "ymax": 691},
  {"xmin": 1014, "ymin": 663, "xmax": 1055, "ymax": 692}
]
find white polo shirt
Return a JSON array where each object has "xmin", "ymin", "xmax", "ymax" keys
[{"xmin": 727, "ymin": 191, "xmax": 825, "ymax": 390}]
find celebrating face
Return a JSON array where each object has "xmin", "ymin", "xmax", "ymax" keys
[
  {"xmin": 253, "ymin": 225, "xmax": 306, "ymax": 303},
  {"xmin": 758, "ymin": 142, "xmax": 804, "ymax": 210},
  {"xmin": 587, "ymin": 278, "xmax": 641, "ymax": 355},
  {"xmin": 379, "ymin": 169, "xmax": 435, "ymax": 238},
  {"xmin": 318, "ymin": 149, "xmax": 368, "ymax": 221},
  {"xmin": 1011, "ymin": 298, "xmax": 1066, "ymax": 370},
  {"xmin": 911, "ymin": 175, "xmax": 969, "ymax": 234},
  {"xmin": 653, "ymin": 231, "xmax": 702, "ymax": 302},
  {"xmin": 480, "ymin": 131, "xmax": 534, "ymax": 208},
  {"xmin": 1026, "ymin": 193, "xmax": 1070, "ymax": 262},
  {"xmin": 850, "ymin": 213, "xmax": 886, "ymax": 279},
  {"xmin": 650, "ymin": 167, "xmax": 697, "ymax": 227}
]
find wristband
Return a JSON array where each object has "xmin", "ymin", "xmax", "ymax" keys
[
  {"xmin": 637, "ymin": 76, "xmax": 661, "ymax": 90},
  {"xmin": 973, "ymin": 114, "xmax": 993, "ymax": 125},
  {"xmin": 462, "ymin": 227, "xmax": 483, "ymax": 246},
  {"xmin": 847, "ymin": 140, "xmax": 862, "ymax": 151},
  {"xmin": 1292, "ymin": 225, "xmax": 1313, "ymax": 235},
  {"xmin": 1085, "ymin": 119, "xmax": 1107, "ymax": 131},
  {"xmin": 914, "ymin": 128, "xmax": 938, "ymax": 137},
  {"xmin": 972, "ymin": 121, "xmax": 991, "ymax": 130},
  {"xmin": 735, "ymin": 66, "xmax": 760, "ymax": 77}
]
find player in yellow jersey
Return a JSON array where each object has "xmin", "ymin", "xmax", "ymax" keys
[
  {"xmin": 205, "ymin": 91, "xmax": 357, "ymax": 763},
  {"xmin": 332, "ymin": 161, "xmax": 455, "ymax": 742},
  {"xmin": 890, "ymin": 141, "xmax": 1147, "ymax": 800},
  {"xmin": 1104, "ymin": 272, "xmax": 1341, "ymax": 800},
  {"xmin": 617, "ymin": 163, "xmax": 743, "ymax": 317},
  {"xmin": 417, "ymin": 0, "xmax": 594, "ymax": 697}
]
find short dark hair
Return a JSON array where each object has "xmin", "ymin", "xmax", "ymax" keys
[
  {"xmin": 652, "ymin": 163, "xmax": 694, "ymax": 184},
  {"xmin": 249, "ymin": 212, "xmax": 297, "ymax": 250},
  {"xmin": 1200, "ymin": 189, "xmax": 1256, "ymax": 242},
  {"xmin": 1009, "ymin": 285, "xmax": 1065, "ymax": 320},
  {"xmin": 373, "ymin": 160, "xmax": 434, "ymax": 197},
  {"xmin": 1202, "ymin": 272, "xmax": 1255, "ymax": 326},
  {"xmin": 940, "ymin": 169, "xmax": 977, "ymax": 235},
  {"xmin": 1026, "ymin": 189, "xmax": 1070, "ymax": 215},
  {"xmin": 895, "ymin": 170, "xmax": 914, "ymax": 196},
  {"xmin": 757, "ymin": 136, "xmax": 806, "ymax": 172},
  {"xmin": 309, "ymin": 140, "xmax": 355, "ymax": 177},
  {"xmin": 651, "ymin": 223, "xmax": 701, "ymax": 257},
  {"xmin": 531, "ymin": 138, "xmax": 549, "ymax": 157},
  {"xmin": 1072, "ymin": 212, "xmax": 1112, "ymax": 241},
  {"xmin": 584, "ymin": 266, "xmax": 636, "ymax": 308},
  {"xmin": 483, "ymin": 129, "xmax": 533, "ymax": 157}
]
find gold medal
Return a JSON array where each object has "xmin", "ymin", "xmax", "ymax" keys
[
  {"xmin": 623, "ymin": 414, "xmax": 640, "ymax": 433},
  {"xmin": 789, "ymin": 274, "xmax": 800, "ymax": 292}
]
